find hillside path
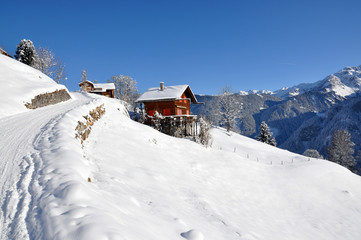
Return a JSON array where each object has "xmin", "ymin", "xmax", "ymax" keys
[{"xmin": 0, "ymin": 92, "xmax": 92, "ymax": 239}]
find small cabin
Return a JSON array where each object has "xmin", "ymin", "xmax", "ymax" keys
[
  {"xmin": 79, "ymin": 80, "xmax": 115, "ymax": 98},
  {"xmin": 136, "ymin": 82, "xmax": 199, "ymax": 136},
  {"xmin": 0, "ymin": 48, "xmax": 12, "ymax": 58}
]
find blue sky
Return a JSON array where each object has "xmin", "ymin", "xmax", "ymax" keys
[{"xmin": 1, "ymin": 0, "xmax": 361, "ymax": 95}]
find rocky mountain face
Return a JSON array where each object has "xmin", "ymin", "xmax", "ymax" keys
[
  {"xmin": 281, "ymin": 94, "xmax": 361, "ymax": 158},
  {"xmin": 192, "ymin": 65, "xmax": 361, "ymax": 165}
]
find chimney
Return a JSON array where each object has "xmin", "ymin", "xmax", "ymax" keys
[
  {"xmin": 160, "ymin": 82, "xmax": 164, "ymax": 91},
  {"xmin": 94, "ymin": 80, "xmax": 98, "ymax": 84}
]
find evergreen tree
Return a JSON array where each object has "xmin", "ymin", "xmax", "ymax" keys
[
  {"xmin": 14, "ymin": 39, "xmax": 36, "ymax": 66},
  {"xmin": 256, "ymin": 121, "xmax": 277, "ymax": 146},
  {"xmin": 327, "ymin": 129, "xmax": 355, "ymax": 171},
  {"xmin": 80, "ymin": 69, "xmax": 88, "ymax": 83}
]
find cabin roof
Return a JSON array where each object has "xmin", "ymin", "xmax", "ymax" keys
[
  {"xmin": 79, "ymin": 80, "xmax": 94, "ymax": 86},
  {"xmin": 136, "ymin": 84, "xmax": 198, "ymax": 103},
  {"xmin": 79, "ymin": 81, "xmax": 115, "ymax": 92},
  {"xmin": 93, "ymin": 83, "xmax": 115, "ymax": 91}
]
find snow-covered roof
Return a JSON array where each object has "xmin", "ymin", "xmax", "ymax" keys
[
  {"xmin": 136, "ymin": 84, "xmax": 198, "ymax": 103},
  {"xmin": 79, "ymin": 80, "xmax": 115, "ymax": 92},
  {"xmin": 79, "ymin": 80, "xmax": 94, "ymax": 86},
  {"xmin": 93, "ymin": 83, "xmax": 115, "ymax": 92}
]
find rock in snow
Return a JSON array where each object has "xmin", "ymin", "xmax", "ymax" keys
[{"xmin": 181, "ymin": 229, "xmax": 204, "ymax": 240}]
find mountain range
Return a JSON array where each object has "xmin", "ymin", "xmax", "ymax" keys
[{"xmin": 192, "ymin": 65, "xmax": 361, "ymax": 168}]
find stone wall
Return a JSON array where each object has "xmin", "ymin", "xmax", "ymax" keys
[
  {"xmin": 25, "ymin": 89, "xmax": 71, "ymax": 109},
  {"xmin": 75, "ymin": 104, "xmax": 106, "ymax": 145}
]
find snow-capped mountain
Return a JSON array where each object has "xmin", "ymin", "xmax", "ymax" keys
[
  {"xmin": 193, "ymin": 65, "xmax": 361, "ymax": 170},
  {"xmin": 273, "ymin": 65, "xmax": 361, "ymax": 99},
  {"xmin": 239, "ymin": 89, "xmax": 273, "ymax": 95}
]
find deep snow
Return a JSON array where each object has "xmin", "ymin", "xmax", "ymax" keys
[
  {"xmin": 2, "ymin": 93, "xmax": 359, "ymax": 239},
  {"xmin": 1, "ymin": 55, "xmax": 361, "ymax": 239}
]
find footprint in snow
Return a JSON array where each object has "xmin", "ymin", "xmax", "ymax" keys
[{"xmin": 180, "ymin": 229, "xmax": 204, "ymax": 240}]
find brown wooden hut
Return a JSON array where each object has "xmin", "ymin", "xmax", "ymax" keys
[
  {"xmin": 136, "ymin": 82, "xmax": 199, "ymax": 136},
  {"xmin": 79, "ymin": 80, "xmax": 115, "ymax": 98}
]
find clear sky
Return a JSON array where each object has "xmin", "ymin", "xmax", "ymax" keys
[{"xmin": 1, "ymin": 0, "xmax": 361, "ymax": 95}]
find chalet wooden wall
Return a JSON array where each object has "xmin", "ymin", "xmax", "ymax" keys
[
  {"xmin": 101, "ymin": 90, "xmax": 114, "ymax": 98},
  {"xmin": 79, "ymin": 82, "xmax": 93, "ymax": 92},
  {"xmin": 144, "ymin": 99, "xmax": 190, "ymax": 116}
]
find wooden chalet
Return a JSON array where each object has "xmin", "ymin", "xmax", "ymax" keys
[
  {"xmin": 79, "ymin": 80, "xmax": 115, "ymax": 98},
  {"xmin": 0, "ymin": 48, "xmax": 12, "ymax": 58},
  {"xmin": 136, "ymin": 82, "xmax": 199, "ymax": 137}
]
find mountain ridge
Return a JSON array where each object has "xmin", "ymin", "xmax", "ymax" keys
[
  {"xmin": 192, "ymin": 64, "xmax": 361, "ymax": 170},
  {"xmin": 239, "ymin": 65, "xmax": 361, "ymax": 99}
]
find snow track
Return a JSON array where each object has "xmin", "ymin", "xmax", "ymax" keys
[{"xmin": 0, "ymin": 93, "xmax": 93, "ymax": 239}]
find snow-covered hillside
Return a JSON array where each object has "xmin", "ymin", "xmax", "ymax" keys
[
  {"xmin": 1, "ymin": 56, "xmax": 361, "ymax": 239},
  {"xmin": 0, "ymin": 54, "xmax": 69, "ymax": 118},
  {"xmin": 1, "ymin": 92, "xmax": 360, "ymax": 240}
]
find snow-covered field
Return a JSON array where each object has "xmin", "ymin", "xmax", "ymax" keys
[
  {"xmin": 1, "ymin": 55, "xmax": 361, "ymax": 239},
  {"xmin": 1, "ymin": 92, "xmax": 360, "ymax": 239}
]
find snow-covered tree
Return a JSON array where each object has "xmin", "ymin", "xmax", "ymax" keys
[
  {"xmin": 151, "ymin": 111, "xmax": 163, "ymax": 131},
  {"xmin": 133, "ymin": 105, "xmax": 146, "ymax": 123},
  {"xmin": 327, "ymin": 129, "xmax": 355, "ymax": 170},
  {"xmin": 14, "ymin": 39, "xmax": 36, "ymax": 66},
  {"xmin": 210, "ymin": 87, "xmax": 240, "ymax": 132},
  {"xmin": 54, "ymin": 59, "xmax": 66, "ymax": 84},
  {"xmin": 80, "ymin": 69, "xmax": 88, "ymax": 83},
  {"xmin": 303, "ymin": 149, "xmax": 323, "ymax": 159},
  {"xmin": 198, "ymin": 116, "xmax": 212, "ymax": 147},
  {"xmin": 108, "ymin": 75, "xmax": 139, "ymax": 109},
  {"xmin": 256, "ymin": 121, "xmax": 277, "ymax": 146},
  {"xmin": 33, "ymin": 47, "xmax": 56, "ymax": 76},
  {"xmin": 354, "ymin": 150, "xmax": 361, "ymax": 174}
]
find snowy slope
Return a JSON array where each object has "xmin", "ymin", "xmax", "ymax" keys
[
  {"xmin": 2, "ymin": 93, "xmax": 359, "ymax": 240},
  {"xmin": 0, "ymin": 54, "xmax": 69, "ymax": 118},
  {"xmin": 1, "ymin": 53, "xmax": 360, "ymax": 239}
]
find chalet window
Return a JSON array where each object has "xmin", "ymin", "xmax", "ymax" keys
[
  {"xmin": 176, "ymin": 109, "xmax": 182, "ymax": 115},
  {"xmin": 163, "ymin": 109, "xmax": 171, "ymax": 116},
  {"xmin": 148, "ymin": 110, "xmax": 155, "ymax": 116},
  {"xmin": 186, "ymin": 110, "xmax": 190, "ymax": 115}
]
